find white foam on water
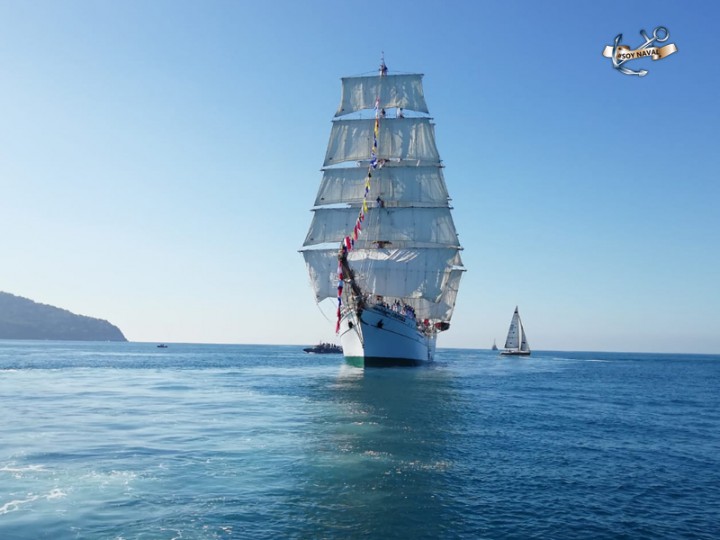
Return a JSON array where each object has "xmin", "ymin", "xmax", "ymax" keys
[
  {"xmin": 0, "ymin": 464, "xmax": 48, "ymax": 474},
  {"xmin": 45, "ymin": 488, "xmax": 67, "ymax": 500},
  {"xmin": 0, "ymin": 488, "xmax": 66, "ymax": 515},
  {"xmin": 0, "ymin": 494, "xmax": 39, "ymax": 515},
  {"xmin": 81, "ymin": 469, "xmax": 138, "ymax": 489}
]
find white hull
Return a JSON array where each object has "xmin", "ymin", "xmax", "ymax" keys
[
  {"xmin": 500, "ymin": 349, "xmax": 531, "ymax": 356},
  {"xmin": 338, "ymin": 305, "xmax": 436, "ymax": 367}
]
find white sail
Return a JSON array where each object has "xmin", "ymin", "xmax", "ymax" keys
[
  {"xmin": 503, "ymin": 307, "xmax": 530, "ymax": 353},
  {"xmin": 301, "ymin": 248, "xmax": 461, "ymax": 303},
  {"xmin": 314, "ymin": 166, "xmax": 449, "ymax": 207},
  {"xmin": 335, "ymin": 74, "xmax": 429, "ymax": 117},
  {"xmin": 402, "ymin": 268, "xmax": 463, "ymax": 321},
  {"xmin": 303, "ymin": 207, "xmax": 459, "ymax": 248},
  {"xmin": 324, "ymin": 118, "xmax": 440, "ymax": 166},
  {"xmin": 519, "ymin": 321, "xmax": 530, "ymax": 352},
  {"xmin": 504, "ymin": 310, "xmax": 521, "ymax": 349},
  {"xmin": 302, "ymin": 249, "xmax": 339, "ymax": 302}
]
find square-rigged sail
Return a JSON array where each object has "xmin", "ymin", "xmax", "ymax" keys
[{"xmin": 335, "ymin": 74, "xmax": 429, "ymax": 117}]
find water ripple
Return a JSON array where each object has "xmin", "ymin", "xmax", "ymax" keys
[{"xmin": 0, "ymin": 343, "xmax": 718, "ymax": 538}]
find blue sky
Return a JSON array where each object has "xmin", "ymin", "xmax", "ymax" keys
[{"xmin": 1, "ymin": 1, "xmax": 718, "ymax": 353}]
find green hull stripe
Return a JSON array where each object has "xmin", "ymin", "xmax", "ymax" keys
[{"xmin": 343, "ymin": 356, "xmax": 364, "ymax": 368}]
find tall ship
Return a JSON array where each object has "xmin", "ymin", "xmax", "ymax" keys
[{"xmin": 301, "ymin": 59, "xmax": 465, "ymax": 366}]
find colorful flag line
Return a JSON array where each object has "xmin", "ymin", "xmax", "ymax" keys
[{"xmin": 335, "ymin": 97, "xmax": 382, "ymax": 333}]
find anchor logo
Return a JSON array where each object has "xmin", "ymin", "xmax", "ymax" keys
[{"xmin": 602, "ymin": 26, "xmax": 678, "ymax": 76}]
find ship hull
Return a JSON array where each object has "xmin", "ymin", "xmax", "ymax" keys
[
  {"xmin": 338, "ymin": 305, "xmax": 436, "ymax": 367},
  {"xmin": 500, "ymin": 350, "xmax": 531, "ymax": 356}
]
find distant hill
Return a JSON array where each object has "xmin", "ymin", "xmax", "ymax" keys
[{"xmin": 0, "ymin": 292, "xmax": 127, "ymax": 341}]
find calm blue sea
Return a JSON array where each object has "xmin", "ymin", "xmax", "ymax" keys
[{"xmin": 1, "ymin": 341, "xmax": 719, "ymax": 539}]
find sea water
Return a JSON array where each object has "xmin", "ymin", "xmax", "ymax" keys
[{"xmin": 1, "ymin": 341, "xmax": 719, "ymax": 539}]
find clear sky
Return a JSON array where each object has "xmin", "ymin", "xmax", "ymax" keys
[{"xmin": 1, "ymin": 1, "xmax": 718, "ymax": 353}]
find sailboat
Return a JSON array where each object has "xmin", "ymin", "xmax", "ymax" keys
[
  {"xmin": 300, "ymin": 59, "xmax": 465, "ymax": 367},
  {"xmin": 500, "ymin": 306, "xmax": 531, "ymax": 356},
  {"xmin": 491, "ymin": 339, "xmax": 498, "ymax": 351}
]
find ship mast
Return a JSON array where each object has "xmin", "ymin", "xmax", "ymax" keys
[{"xmin": 336, "ymin": 54, "xmax": 388, "ymax": 315}]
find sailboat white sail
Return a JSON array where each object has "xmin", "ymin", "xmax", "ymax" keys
[
  {"xmin": 501, "ymin": 306, "xmax": 531, "ymax": 356},
  {"xmin": 301, "ymin": 59, "xmax": 465, "ymax": 366}
]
